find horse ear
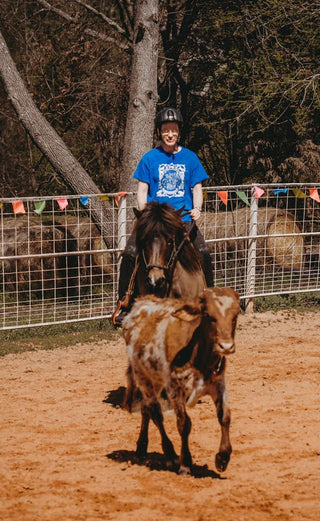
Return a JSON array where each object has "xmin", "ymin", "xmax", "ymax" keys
[{"xmin": 133, "ymin": 207, "xmax": 142, "ymax": 219}]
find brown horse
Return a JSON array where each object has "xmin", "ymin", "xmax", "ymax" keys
[{"xmin": 133, "ymin": 202, "xmax": 206, "ymax": 300}]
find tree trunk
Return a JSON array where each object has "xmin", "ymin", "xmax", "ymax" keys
[
  {"xmin": 0, "ymin": 29, "xmax": 113, "ymax": 245},
  {"xmin": 121, "ymin": 0, "xmax": 159, "ymax": 192}
]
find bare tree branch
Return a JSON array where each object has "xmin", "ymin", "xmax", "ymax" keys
[
  {"xmin": 72, "ymin": 0, "xmax": 126, "ymax": 35},
  {"xmin": 36, "ymin": 0, "xmax": 131, "ymax": 50},
  {"xmin": 0, "ymin": 28, "xmax": 114, "ymax": 244}
]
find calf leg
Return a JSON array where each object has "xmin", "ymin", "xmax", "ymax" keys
[
  {"xmin": 212, "ymin": 382, "xmax": 232, "ymax": 472},
  {"xmin": 148, "ymin": 401, "xmax": 179, "ymax": 470},
  {"xmin": 136, "ymin": 404, "xmax": 150, "ymax": 458},
  {"xmin": 173, "ymin": 402, "xmax": 193, "ymax": 475}
]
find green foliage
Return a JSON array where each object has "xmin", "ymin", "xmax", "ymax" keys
[
  {"xmin": 254, "ymin": 291, "xmax": 320, "ymax": 312},
  {"xmin": 0, "ymin": 319, "xmax": 120, "ymax": 357}
]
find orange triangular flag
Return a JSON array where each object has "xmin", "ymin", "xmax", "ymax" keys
[
  {"xmin": 218, "ymin": 191, "xmax": 228, "ymax": 206},
  {"xmin": 12, "ymin": 201, "xmax": 26, "ymax": 214},
  {"xmin": 115, "ymin": 191, "xmax": 128, "ymax": 207},
  {"xmin": 309, "ymin": 188, "xmax": 320, "ymax": 202}
]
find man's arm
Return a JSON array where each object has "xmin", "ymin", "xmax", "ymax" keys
[
  {"xmin": 190, "ymin": 182, "xmax": 203, "ymax": 221},
  {"xmin": 136, "ymin": 181, "xmax": 149, "ymax": 210}
]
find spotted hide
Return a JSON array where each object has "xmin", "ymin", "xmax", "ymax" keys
[{"xmin": 122, "ymin": 287, "xmax": 240, "ymax": 475}]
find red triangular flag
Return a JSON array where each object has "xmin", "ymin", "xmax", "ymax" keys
[
  {"xmin": 57, "ymin": 198, "xmax": 68, "ymax": 210},
  {"xmin": 254, "ymin": 186, "xmax": 265, "ymax": 198}
]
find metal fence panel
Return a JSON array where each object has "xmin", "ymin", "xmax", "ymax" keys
[{"xmin": 0, "ymin": 184, "xmax": 319, "ymax": 329}]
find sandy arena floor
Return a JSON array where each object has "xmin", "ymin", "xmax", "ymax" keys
[{"xmin": 0, "ymin": 310, "xmax": 319, "ymax": 521}]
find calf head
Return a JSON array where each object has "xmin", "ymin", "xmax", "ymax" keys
[
  {"xmin": 200, "ymin": 287, "xmax": 240, "ymax": 355},
  {"xmin": 170, "ymin": 287, "xmax": 240, "ymax": 361}
]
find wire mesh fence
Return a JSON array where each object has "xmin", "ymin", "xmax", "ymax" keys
[{"xmin": 0, "ymin": 183, "xmax": 319, "ymax": 329}]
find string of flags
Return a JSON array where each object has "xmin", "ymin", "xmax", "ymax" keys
[
  {"xmin": 2, "ymin": 192, "xmax": 129, "ymax": 215},
  {"xmin": 216, "ymin": 186, "xmax": 320, "ymax": 207},
  {"xmin": 1, "ymin": 187, "xmax": 319, "ymax": 215}
]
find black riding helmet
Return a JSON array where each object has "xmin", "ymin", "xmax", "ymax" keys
[{"xmin": 155, "ymin": 107, "xmax": 183, "ymax": 129}]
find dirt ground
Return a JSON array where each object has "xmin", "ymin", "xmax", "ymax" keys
[{"xmin": 0, "ymin": 310, "xmax": 319, "ymax": 521}]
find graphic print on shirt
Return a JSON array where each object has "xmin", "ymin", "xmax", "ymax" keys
[{"xmin": 156, "ymin": 163, "xmax": 185, "ymax": 198}]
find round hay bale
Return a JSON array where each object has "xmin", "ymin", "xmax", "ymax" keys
[
  {"xmin": 200, "ymin": 207, "xmax": 305, "ymax": 269},
  {"xmin": 266, "ymin": 214, "xmax": 304, "ymax": 269}
]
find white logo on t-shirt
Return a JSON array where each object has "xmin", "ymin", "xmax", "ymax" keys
[{"xmin": 156, "ymin": 163, "xmax": 185, "ymax": 198}]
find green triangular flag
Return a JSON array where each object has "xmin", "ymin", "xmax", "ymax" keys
[
  {"xmin": 236, "ymin": 190, "xmax": 251, "ymax": 206},
  {"xmin": 34, "ymin": 200, "xmax": 46, "ymax": 215}
]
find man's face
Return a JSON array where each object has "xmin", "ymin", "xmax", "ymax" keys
[{"xmin": 160, "ymin": 122, "xmax": 179, "ymax": 147}]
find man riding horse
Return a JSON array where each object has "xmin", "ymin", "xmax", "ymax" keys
[{"xmin": 113, "ymin": 107, "xmax": 214, "ymax": 326}]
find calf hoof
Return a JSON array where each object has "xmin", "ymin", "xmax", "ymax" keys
[{"xmin": 215, "ymin": 451, "xmax": 230, "ymax": 472}]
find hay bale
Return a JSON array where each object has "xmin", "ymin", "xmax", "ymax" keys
[
  {"xmin": 199, "ymin": 207, "xmax": 305, "ymax": 269},
  {"xmin": 52, "ymin": 216, "xmax": 113, "ymax": 280},
  {"xmin": 0, "ymin": 215, "xmax": 113, "ymax": 296}
]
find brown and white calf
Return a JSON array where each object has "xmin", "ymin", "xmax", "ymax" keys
[{"xmin": 122, "ymin": 287, "xmax": 240, "ymax": 475}]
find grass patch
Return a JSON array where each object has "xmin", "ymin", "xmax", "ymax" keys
[
  {"xmin": 254, "ymin": 291, "xmax": 320, "ymax": 312},
  {"xmin": 0, "ymin": 318, "xmax": 120, "ymax": 357}
]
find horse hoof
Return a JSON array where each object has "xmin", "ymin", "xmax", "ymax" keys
[
  {"xmin": 136, "ymin": 444, "xmax": 147, "ymax": 460},
  {"xmin": 166, "ymin": 455, "xmax": 179, "ymax": 471},
  {"xmin": 178, "ymin": 464, "xmax": 191, "ymax": 476},
  {"xmin": 215, "ymin": 451, "xmax": 230, "ymax": 472}
]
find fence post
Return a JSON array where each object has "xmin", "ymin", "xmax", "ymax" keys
[
  {"xmin": 245, "ymin": 187, "xmax": 258, "ymax": 312},
  {"xmin": 116, "ymin": 195, "xmax": 127, "ymax": 298}
]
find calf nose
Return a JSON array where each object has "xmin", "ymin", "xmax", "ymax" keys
[{"xmin": 219, "ymin": 342, "xmax": 235, "ymax": 354}]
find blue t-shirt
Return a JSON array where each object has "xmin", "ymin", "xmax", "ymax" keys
[{"xmin": 133, "ymin": 146, "xmax": 208, "ymax": 222}]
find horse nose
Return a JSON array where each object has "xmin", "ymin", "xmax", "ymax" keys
[{"xmin": 147, "ymin": 274, "xmax": 166, "ymax": 295}]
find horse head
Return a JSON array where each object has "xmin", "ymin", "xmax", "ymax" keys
[{"xmin": 133, "ymin": 203, "xmax": 185, "ymax": 297}]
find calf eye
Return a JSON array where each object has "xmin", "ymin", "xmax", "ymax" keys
[{"xmin": 204, "ymin": 313, "xmax": 216, "ymax": 323}]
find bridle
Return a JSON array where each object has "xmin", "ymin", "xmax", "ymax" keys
[
  {"xmin": 140, "ymin": 221, "xmax": 197, "ymax": 297},
  {"xmin": 141, "ymin": 237, "xmax": 177, "ymax": 275}
]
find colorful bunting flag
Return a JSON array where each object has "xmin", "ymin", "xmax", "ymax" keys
[
  {"xmin": 217, "ymin": 191, "xmax": 228, "ymax": 206},
  {"xmin": 97, "ymin": 194, "xmax": 109, "ymax": 202},
  {"xmin": 0, "ymin": 203, "xmax": 3, "ymax": 209},
  {"xmin": 12, "ymin": 201, "xmax": 26, "ymax": 214},
  {"xmin": 253, "ymin": 186, "xmax": 265, "ymax": 198},
  {"xmin": 34, "ymin": 200, "xmax": 46, "ymax": 215},
  {"xmin": 309, "ymin": 188, "xmax": 320, "ymax": 203},
  {"xmin": 236, "ymin": 190, "xmax": 251, "ymax": 206},
  {"xmin": 80, "ymin": 196, "xmax": 90, "ymax": 206},
  {"xmin": 57, "ymin": 198, "xmax": 68, "ymax": 210},
  {"xmin": 292, "ymin": 188, "xmax": 307, "ymax": 199},
  {"xmin": 115, "ymin": 191, "xmax": 128, "ymax": 207},
  {"xmin": 273, "ymin": 188, "xmax": 288, "ymax": 195}
]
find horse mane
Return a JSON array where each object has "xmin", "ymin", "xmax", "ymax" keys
[{"xmin": 134, "ymin": 202, "xmax": 202, "ymax": 273}]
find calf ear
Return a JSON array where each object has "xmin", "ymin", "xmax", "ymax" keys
[
  {"xmin": 226, "ymin": 287, "xmax": 240, "ymax": 301},
  {"xmin": 172, "ymin": 303, "xmax": 201, "ymax": 322}
]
